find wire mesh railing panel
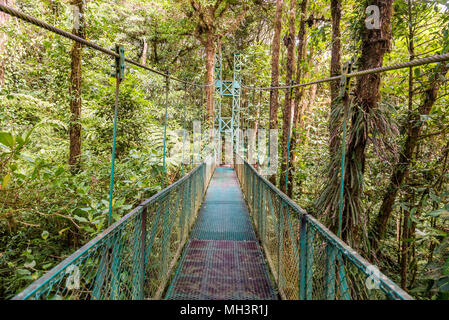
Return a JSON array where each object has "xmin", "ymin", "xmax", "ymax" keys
[
  {"xmin": 278, "ymin": 204, "xmax": 300, "ymax": 300},
  {"xmin": 234, "ymin": 153, "xmax": 412, "ymax": 300},
  {"xmin": 13, "ymin": 155, "xmax": 216, "ymax": 300}
]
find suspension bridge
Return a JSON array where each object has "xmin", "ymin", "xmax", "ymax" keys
[{"xmin": 4, "ymin": 3, "xmax": 449, "ymax": 300}]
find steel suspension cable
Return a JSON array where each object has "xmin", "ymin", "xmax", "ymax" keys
[
  {"xmin": 0, "ymin": 3, "xmax": 212, "ymax": 88},
  {"xmin": 108, "ymin": 60, "xmax": 121, "ymax": 226},
  {"xmin": 242, "ymin": 52, "xmax": 449, "ymax": 91},
  {"xmin": 107, "ymin": 45, "xmax": 125, "ymax": 226},
  {"xmin": 3, "ymin": 3, "xmax": 448, "ymax": 91}
]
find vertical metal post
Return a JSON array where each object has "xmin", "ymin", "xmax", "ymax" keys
[
  {"xmin": 108, "ymin": 45, "xmax": 124, "ymax": 226},
  {"xmin": 132, "ymin": 208, "xmax": 145, "ymax": 299},
  {"xmin": 259, "ymin": 183, "xmax": 265, "ymax": 243},
  {"xmin": 139, "ymin": 207, "xmax": 147, "ymax": 298},
  {"xmin": 180, "ymin": 182, "xmax": 187, "ymax": 242},
  {"xmin": 110, "ymin": 231, "xmax": 123, "ymax": 299},
  {"xmin": 306, "ymin": 221, "xmax": 314, "ymax": 299},
  {"xmin": 278, "ymin": 201, "xmax": 284, "ymax": 291},
  {"xmin": 160, "ymin": 201, "xmax": 170, "ymax": 281},
  {"xmin": 337, "ymin": 254, "xmax": 351, "ymax": 300},
  {"xmin": 324, "ymin": 244, "xmax": 336, "ymax": 300},
  {"xmin": 299, "ymin": 213, "xmax": 307, "ymax": 299}
]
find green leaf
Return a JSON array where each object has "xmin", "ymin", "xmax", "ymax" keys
[
  {"xmin": 24, "ymin": 260, "xmax": 36, "ymax": 269},
  {"xmin": 17, "ymin": 269, "xmax": 31, "ymax": 275},
  {"xmin": 55, "ymin": 167, "xmax": 65, "ymax": 176},
  {"xmin": 2, "ymin": 173, "xmax": 11, "ymax": 188},
  {"xmin": 414, "ymin": 67, "xmax": 421, "ymax": 78},
  {"xmin": 73, "ymin": 215, "xmax": 88, "ymax": 223},
  {"xmin": 82, "ymin": 226, "xmax": 95, "ymax": 233},
  {"xmin": 0, "ymin": 132, "xmax": 14, "ymax": 148},
  {"xmin": 42, "ymin": 263, "xmax": 53, "ymax": 270},
  {"xmin": 41, "ymin": 230, "xmax": 49, "ymax": 240},
  {"xmin": 437, "ymin": 276, "xmax": 449, "ymax": 292},
  {"xmin": 427, "ymin": 209, "xmax": 449, "ymax": 219}
]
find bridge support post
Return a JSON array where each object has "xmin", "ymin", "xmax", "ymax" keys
[
  {"xmin": 260, "ymin": 184, "xmax": 266, "ymax": 243},
  {"xmin": 256, "ymin": 173, "xmax": 262, "ymax": 230},
  {"xmin": 324, "ymin": 244, "xmax": 336, "ymax": 300},
  {"xmin": 132, "ymin": 208, "xmax": 146, "ymax": 300},
  {"xmin": 337, "ymin": 254, "xmax": 351, "ymax": 300},
  {"xmin": 278, "ymin": 202, "xmax": 284, "ymax": 293},
  {"xmin": 131, "ymin": 207, "xmax": 146, "ymax": 300},
  {"xmin": 110, "ymin": 230, "xmax": 123, "ymax": 299},
  {"xmin": 305, "ymin": 222, "xmax": 314, "ymax": 299},
  {"xmin": 299, "ymin": 214, "xmax": 314, "ymax": 300},
  {"xmin": 299, "ymin": 214, "xmax": 307, "ymax": 299}
]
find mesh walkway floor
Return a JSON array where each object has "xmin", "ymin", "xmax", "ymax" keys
[{"xmin": 165, "ymin": 167, "xmax": 277, "ymax": 300}]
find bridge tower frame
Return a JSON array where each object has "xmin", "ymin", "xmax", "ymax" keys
[{"xmin": 213, "ymin": 52, "xmax": 242, "ymax": 159}]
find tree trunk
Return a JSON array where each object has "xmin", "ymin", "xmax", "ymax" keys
[
  {"xmin": 279, "ymin": 0, "xmax": 296, "ymax": 194},
  {"xmin": 205, "ymin": 32, "xmax": 216, "ymax": 129},
  {"xmin": 341, "ymin": 0, "xmax": 394, "ymax": 245},
  {"xmin": 0, "ymin": 0, "xmax": 14, "ymax": 89},
  {"xmin": 287, "ymin": 0, "xmax": 308, "ymax": 197},
  {"xmin": 268, "ymin": 0, "xmax": 283, "ymax": 185},
  {"xmin": 254, "ymin": 91, "xmax": 261, "ymax": 164},
  {"xmin": 328, "ymin": 0, "xmax": 342, "ymax": 154},
  {"xmin": 68, "ymin": 0, "xmax": 85, "ymax": 174},
  {"xmin": 140, "ymin": 38, "xmax": 148, "ymax": 65}
]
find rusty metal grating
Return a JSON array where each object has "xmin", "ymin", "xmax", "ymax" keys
[
  {"xmin": 165, "ymin": 240, "xmax": 277, "ymax": 300},
  {"xmin": 165, "ymin": 167, "xmax": 277, "ymax": 300}
]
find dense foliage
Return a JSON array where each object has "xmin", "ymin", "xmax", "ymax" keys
[{"xmin": 0, "ymin": 0, "xmax": 448, "ymax": 300}]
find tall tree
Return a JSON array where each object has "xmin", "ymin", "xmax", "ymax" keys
[
  {"xmin": 68, "ymin": 0, "xmax": 85, "ymax": 173},
  {"xmin": 328, "ymin": 0, "xmax": 342, "ymax": 154},
  {"xmin": 0, "ymin": 0, "xmax": 14, "ymax": 89},
  {"xmin": 140, "ymin": 38, "xmax": 148, "ymax": 65},
  {"xmin": 268, "ymin": 0, "xmax": 283, "ymax": 185},
  {"xmin": 279, "ymin": 0, "xmax": 296, "ymax": 194},
  {"xmin": 287, "ymin": 0, "xmax": 308, "ymax": 197},
  {"xmin": 183, "ymin": 0, "xmax": 249, "ymax": 128},
  {"xmin": 340, "ymin": 0, "xmax": 394, "ymax": 245}
]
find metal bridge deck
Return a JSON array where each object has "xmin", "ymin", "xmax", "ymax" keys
[{"xmin": 165, "ymin": 167, "xmax": 277, "ymax": 300}]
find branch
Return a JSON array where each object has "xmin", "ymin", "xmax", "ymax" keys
[{"xmin": 217, "ymin": 6, "xmax": 248, "ymax": 39}]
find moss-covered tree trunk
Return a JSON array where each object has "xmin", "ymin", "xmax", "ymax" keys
[
  {"xmin": 328, "ymin": 0, "xmax": 342, "ymax": 154},
  {"xmin": 341, "ymin": 0, "xmax": 394, "ymax": 245},
  {"xmin": 69, "ymin": 0, "xmax": 85, "ymax": 174},
  {"xmin": 0, "ymin": 0, "xmax": 14, "ymax": 89},
  {"xmin": 268, "ymin": 0, "xmax": 283, "ymax": 185},
  {"xmin": 205, "ymin": 32, "xmax": 216, "ymax": 129},
  {"xmin": 287, "ymin": 0, "xmax": 308, "ymax": 197},
  {"xmin": 279, "ymin": 0, "xmax": 296, "ymax": 194}
]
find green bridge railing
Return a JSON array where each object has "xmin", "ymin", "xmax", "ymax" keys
[
  {"xmin": 13, "ymin": 155, "xmax": 216, "ymax": 300},
  {"xmin": 234, "ymin": 153, "xmax": 413, "ymax": 300}
]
